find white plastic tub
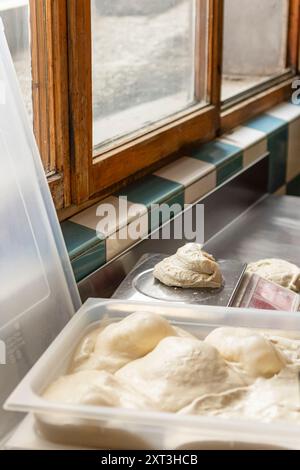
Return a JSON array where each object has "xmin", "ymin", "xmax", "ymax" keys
[{"xmin": 5, "ymin": 299, "xmax": 300, "ymax": 450}]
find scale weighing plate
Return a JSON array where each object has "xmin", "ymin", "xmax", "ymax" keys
[{"xmin": 113, "ymin": 253, "xmax": 246, "ymax": 306}]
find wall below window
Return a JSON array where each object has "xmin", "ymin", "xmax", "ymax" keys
[{"xmin": 61, "ymin": 101, "xmax": 300, "ymax": 282}]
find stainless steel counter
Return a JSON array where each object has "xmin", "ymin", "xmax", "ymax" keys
[
  {"xmin": 205, "ymin": 195, "xmax": 300, "ymax": 266},
  {"xmin": 78, "ymin": 156, "xmax": 300, "ymax": 301}
]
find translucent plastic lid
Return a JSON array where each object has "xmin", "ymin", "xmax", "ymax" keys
[{"xmin": 0, "ymin": 20, "xmax": 81, "ymax": 438}]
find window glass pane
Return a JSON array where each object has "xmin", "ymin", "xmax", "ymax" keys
[
  {"xmin": 92, "ymin": 0, "xmax": 207, "ymax": 151},
  {"xmin": 222, "ymin": 0, "xmax": 289, "ymax": 102},
  {"xmin": 1, "ymin": 1, "xmax": 32, "ymax": 120}
]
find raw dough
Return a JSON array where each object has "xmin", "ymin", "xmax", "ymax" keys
[
  {"xmin": 43, "ymin": 370, "xmax": 123, "ymax": 407},
  {"xmin": 180, "ymin": 368, "xmax": 300, "ymax": 423},
  {"xmin": 43, "ymin": 370, "xmax": 152, "ymax": 410},
  {"xmin": 247, "ymin": 259, "xmax": 300, "ymax": 293},
  {"xmin": 153, "ymin": 243, "xmax": 223, "ymax": 289},
  {"xmin": 71, "ymin": 312, "xmax": 177, "ymax": 373},
  {"xmin": 43, "ymin": 313, "xmax": 300, "ymax": 428},
  {"xmin": 116, "ymin": 336, "xmax": 246, "ymax": 412},
  {"xmin": 205, "ymin": 327, "xmax": 286, "ymax": 378}
]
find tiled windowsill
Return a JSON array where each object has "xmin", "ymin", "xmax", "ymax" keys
[{"xmin": 61, "ymin": 101, "xmax": 300, "ymax": 282}]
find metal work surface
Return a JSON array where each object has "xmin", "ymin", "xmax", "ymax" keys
[
  {"xmin": 205, "ymin": 195, "xmax": 300, "ymax": 266},
  {"xmin": 112, "ymin": 253, "xmax": 246, "ymax": 306}
]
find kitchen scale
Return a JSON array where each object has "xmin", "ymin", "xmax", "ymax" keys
[{"xmin": 113, "ymin": 253, "xmax": 246, "ymax": 306}]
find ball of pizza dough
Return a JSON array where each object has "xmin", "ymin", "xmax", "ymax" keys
[
  {"xmin": 94, "ymin": 311, "xmax": 176, "ymax": 358},
  {"xmin": 153, "ymin": 243, "xmax": 223, "ymax": 289},
  {"xmin": 72, "ymin": 312, "xmax": 177, "ymax": 373},
  {"xmin": 116, "ymin": 336, "xmax": 245, "ymax": 412},
  {"xmin": 247, "ymin": 259, "xmax": 300, "ymax": 292},
  {"xmin": 205, "ymin": 327, "xmax": 286, "ymax": 378}
]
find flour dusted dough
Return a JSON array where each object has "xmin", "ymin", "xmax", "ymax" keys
[
  {"xmin": 205, "ymin": 327, "xmax": 286, "ymax": 378},
  {"xmin": 116, "ymin": 336, "xmax": 246, "ymax": 412},
  {"xmin": 43, "ymin": 312, "xmax": 300, "ymax": 431},
  {"xmin": 153, "ymin": 243, "xmax": 223, "ymax": 289},
  {"xmin": 43, "ymin": 370, "xmax": 152, "ymax": 410},
  {"xmin": 247, "ymin": 259, "xmax": 300, "ymax": 293},
  {"xmin": 43, "ymin": 370, "xmax": 123, "ymax": 407},
  {"xmin": 180, "ymin": 368, "xmax": 300, "ymax": 423},
  {"xmin": 72, "ymin": 312, "xmax": 178, "ymax": 373}
]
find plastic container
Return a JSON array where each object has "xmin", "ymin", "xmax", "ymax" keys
[
  {"xmin": 0, "ymin": 19, "xmax": 80, "ymax": 439},
  {"xmin": 5, "ymin": 299, "xmax": 300, "ymax": 450}
]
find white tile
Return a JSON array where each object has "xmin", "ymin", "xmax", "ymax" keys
[
  {"xmin": 70, "ymin": 196, "xmax": 147, "ymax": 236},
  {"xmin": 184, "ymin": 170, "xmax": 216, "ymax": 204},
  {"xmin": 287, "ymin": 118, "xmax": 300, "ymax": 182},
  {"xmin": 154, "ymin": 156, "xmax": 215, "ymax": 187},
  {"xmin": 267, "ymin": 102, "xmax": 300, "ymax": 123},
  {"xmin": 243, "ymin": 139, "xmax": 268, "ymax": 168},
  {"xmin": 221, "ymin": 126, "xmax": 266, "ymax": 149},
  {"xmin": 274, "ymin": 185, "xmax": 287, "ymax": 196},
  {"xmin": 106, "ymin": 212, "xmax": 148, "ymax": 261}
]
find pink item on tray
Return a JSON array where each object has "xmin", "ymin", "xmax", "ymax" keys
[{"xmin": 233, "ymin": 273, "xmax": 300, "ymax": 311}]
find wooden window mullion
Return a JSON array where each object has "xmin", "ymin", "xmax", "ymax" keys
[
  {"xmin": 30, "ymin": 0, "xmax": 71, "ymax": 210},
  {"xmin": 288, "ymin": 0, "xmax": 300, "ymax": 72},
  {"xmin": 67, "ymin": 0, "xmax": 92, "ymax": 206}
]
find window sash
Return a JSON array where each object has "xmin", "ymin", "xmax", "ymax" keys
[{"xmin": 28, "ymin": 0, "xmax": 300, "ymax": 215}]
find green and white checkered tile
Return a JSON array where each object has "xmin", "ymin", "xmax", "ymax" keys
[
  {"xmin": 61, "ymin": 101, "xmax": 300, "ymax": 281},
  {"xmin": 154, "ymin": 156, "xmax": 216, "ymax": 204},
  {"xmin": 244, "ymin": 113, "xmax": 288, "ymax": 192},
  {"xmin": 189, "ymin": 139, "xmax": 243, "ymax": 186},
  {"xmin": 221, "ymin": 126, "xmax": 267, "ymax": 168},
  {"xmin": 267, "ymin": 102, "xmax": 300, "ymax": 185}
]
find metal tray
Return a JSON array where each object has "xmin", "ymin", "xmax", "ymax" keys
[{"xmin": 113, "ymin": 253, "xmax": 246, "ymax": 306}]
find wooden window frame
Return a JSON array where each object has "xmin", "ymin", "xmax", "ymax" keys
[
  {"xmin": 28, "ymin": 0, "xmax": 300, "ymax": 218},
  {"xmin": 66, "ymin": 0, "xmax": 223, "ymax": 208},
  {"xmin": 30, "ymin": 0, "xmax": 71, "ymax": 210}
]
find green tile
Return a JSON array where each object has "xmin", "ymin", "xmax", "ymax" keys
[
  {"xmin": 71, "ymin": 240, "xmax": 106, "ymax": 282},
  {"xmin": 61, "ymin": 220, "xmax": 106, "ymax": 281},
  {"xmin": 245, "ymin": 115, "xmax": 288, "ymax": 192},
  {"xmin": 268, "ymin": 127, "xmax": 288, "ymax": 193},
  {"xmin": 245, "ymin": 114, "xmax": 286, "ymax": 134},
  {"xmin": 216, "ymin": 154, "xmax": 243, "ymax": 185},
  {"xmin": 190, "ymin": 141, "xmax": 243, "ymax": 185},
  {"xmin": 61, "ymin": 220, "xmax": 104, "ymax": 259},
  {"xmin": 148, "ymin": 191, "xmax": 184, "ymax": 234},
  {"xmin": 115, "ymin": 174, "xmax": 184, "ymax": 207},
  {"xmin": 287, "ymin": 173, "xmax": 300, "ymax": 197}
]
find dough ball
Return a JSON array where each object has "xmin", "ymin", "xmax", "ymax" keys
[
  {"xmin": 205, "ymin": 327, "xmax": 286, "ymax": 378},
  {"xmin": 72, "ymin": 312, "xmax": 177, "ymax": 373},
  {"xmin": 153, "ymin": 243, "xmax": 223, "ymax": 289},
  {"xmin": 94, "ymin": 311, "xmax": 176, "ymax": 359},
  {"xmin": 247, "ymin": 259, "xmax": 300, "ymax": 293},
  {"xmin": 116, "ymin": 336, "xmax": 245, "ymax": 412}
]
